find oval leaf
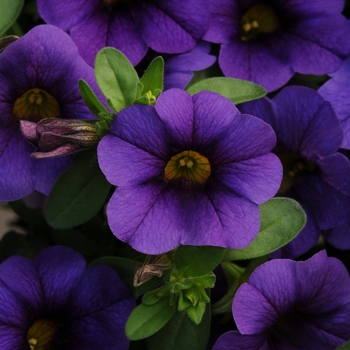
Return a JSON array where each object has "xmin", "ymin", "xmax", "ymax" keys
[
  {"xmin": 336, "ymin": 340, "xmax": 350, "ymax": 350},
  {"xmin": 175, "ymin": 246, "xmax": 224, "ymax": 277},
  {"xmin": 45, "ymin": 157, "xmax": 111, "ymax": 229},
  {"xmin": 94, "ymin": 48, "xmax": 139, "ymax": 111},
  {"xmin": 224, "ymin": 197, "xmax": 306, "ymax": 260},
  {"xmin": 147, "ymin": 306, "xmax": 210, "ymax": 350},
  {"xmin": 186, "ymin": 77, "xmax": 266, "ymax": 104},
  {"xmin": 126, "ymin": 298, "xmax": 175, "ymax": 340},
  {"xmin": 0, "ymin": 0, "xmax": 24, "ymax": 36}
]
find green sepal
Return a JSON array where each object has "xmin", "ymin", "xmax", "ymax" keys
[
  {"xmin": 186, "ymin": 77, "xmax": 266, "ymax": 104},
  {"xmin": 45, "ymin": 151, "xmax": 111, "ymax": 229},
  {"xmin": 147, "ymin": 306, "xmax": 211, "ymax": 350},
  {"xmin": 174, "ymin": 245, "xmax": 224, "ymax": 278},
  {"xmin": 133, "ymin": 96, "xmax": 152, "ymax": 105},
  {"xmin": 96, "ymin": 112, "xmax": 115, "ymax": 138},
  {"xmin": 185, "ymin": 301, "xmax": 206, "ymax": 325},
  {"xmin": 0, "ymin": 0, "xmax": 24, "ymax": 36},
  {"xmin": 94, "ymin": 47, "xmax": 139, "ymax": 112},
  {"xmin": 78, "ymin": 79, "xmax": 109, "ymax": 117},
  {"xmin": 139, "ymin": 56, "xmax": 164, "ymax": 97},
  {"xmin": 224, "ymin": 197, "xmax": 306, "ymax": 261},
  {"xmin": 336, "ymin": 340, "xmax": 350, "ymax": 349},
  {"xmin": 125, "ymin": 297, "xmax": 175, "ymax": 340}
]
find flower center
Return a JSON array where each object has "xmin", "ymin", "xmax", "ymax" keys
[
  {"xmin": 27, "ymin": 318, "xmax": 58, "ymax": 350},
  {"xmin": 164, "ymin": 150, "xmax": 211, "ymax": 184},
  {"xmin": 102, "ymin": 0, "xmax": 136, "ymax": 10},
  {"xmin": 240, "ymin": 3, "xmax": 280, "ymax": 41},
  {"xmin": 13, "ymin": 88, "xmax": 60, "ymax": 122},
  {"xmin": 278, "ymin": 153, "xmax": 315, "ymax": 194}
]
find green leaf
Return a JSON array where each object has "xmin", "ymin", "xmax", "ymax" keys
[
  {"xmin": 126, "ymin": 298, "xmax": 175, "ymax": 340},
  {"xmin": 94, "ymin": 48, "xmax": 139, "ymax": 111},
  {"xmin": 45, "ymin": 156, "xmax": 111, "ymax": 229},
  {"xmin": 140, "ymin": 56, "xmax": 164, "ymax": 96},
  {"xmin": 186, "ymin": 77, "xmax": 266, "ymax": 104},
  {"xmin": 185, "ymin": 302, "xmax": 206, "ymax": 325},
  {"xmin": 336, "ymin": 340, "xmax": 350, "ymax": 349},
  {"xmin": 78, "ymin": 79, "xmax": 108, "ymax": 117},
  {"xmin": 224, "ymin": 197, "xmax": 306, "ymax": 260},
  {"xmin": 0, "ymin": 0, "xmax": 24, "ymax": 36},
  {"xmin": 175, "ymin": 246, "xmax": 224, "ymax": 277},
  {"xmin": 147, "ymin": 304, "xmax": 210, "ymax": 350}
]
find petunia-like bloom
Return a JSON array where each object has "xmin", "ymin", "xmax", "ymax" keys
[
  {"xmin": 97, "ymin": 89, "xmax": 282, "ymax": 254},
  {"xmin": 37, "ymin": 0, "xmax": 210, "ymax": 66},
  {"xmin": 163, "ymin": 41, "xmax": 216, "ymax": 90},
  {"xmin": 0, "ymin": 25, "xmax": 99, "ymax": 202},
  {"xmin": 204, "ymin": 0, "xmax": 350, "ymax": 92},
  {"xmin": 319, "ymin": 55, "xmax": 350, "ymax": 149},
  {"xmin": 0, "ymin": 246, "xmax": 135, "ymax": 349},
  {"xmin": 212, "ymin": 250, "xmax": 350, "ymax": 350},
  {"xmin": 240, "ymin": 86, "xmax": 350, "ymax": 258}
]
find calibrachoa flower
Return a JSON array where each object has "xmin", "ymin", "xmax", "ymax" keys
[
  {"xmin": 204, "ymin": 0, "xmax": 350, "ymax": 92},
  {"xmin": 163, "ymin": 41, "xmax": 216, "ymax": 90},
  {"xmin": 319, "ymin": 55, "xmax": 350, "ymax": 149},
  {"xmin": 0, "ymin": 25, "xmax": 99, "ymax": 202},
  {"xmin": 98, "ymin": 89, "xmax": 282, "ymax": 254},
  {"xmin": 37, "ymin": 0, "xmax": 210, "ymax": 66},
  {"xmin": 212, "ymin": 250, "xmax": 350, "ymax": 350},
  {"xmin": 240, "ymin": 86, "xmax": 350, "ymax": 258},
  {"xmin": 0, "ymin": 246, "xmax": 135, "ymax": 349}
]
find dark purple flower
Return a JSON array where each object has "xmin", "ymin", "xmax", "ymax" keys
[
  {"xmin": 164, "ymin": 41, "xmax": 216, "ymax": 90},
  {"xmin": 213, "ymin": 250, "xmax": 350, "ymax": 350},
  {"xmin": 204, "ymin": 0, "xmax": 350, "ymax": 92},
  {"xmin": 0, "ymin": 246, "xmax": 135, "ymax": 349},
  {"xmin": 37, "ymin": 0, "xmax": 210, "ymax": 66},
  {"xmin": 240, "ymin": 86, "xmax": 350, "ymax": 258},
  {"xmin": 319, "ymin": 55, "xmax": 350, "ymax": 149},
  {"xmin": 0, "ymin": 25, "xmax": 99, "ymax": 202},
  {"xmin": 97, "ymin": 89, "xmax": 282, "ymax": 254}
]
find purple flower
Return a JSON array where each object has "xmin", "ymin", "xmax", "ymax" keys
[
  {"xmin": 0, "ymin": 25, "xmax": 99, "ymax": 202},
  {"xmin": 0, "ymin": 246, "xmax": 135, "ymax": 349},
  {"xmin": 97, "ymin": 89, "xmax": 282, "ymax": 254},
  {"xmin": 319, "ymin": 55, "xmax": 350, "ymax": 149},
  {"xmin": 37, "ymin": 0, "xmax": 210, "ymax": 66},
  {"xmin": 204, "ymin": 0, "xmax": 350, "ymax": 92},
  {"xmin": 163, "ymin": 41, "xmax": 216, "ymax": 90},
  {"xmin": 212, "ymin": 250, "xmax": 350, "ymax": 350},
  {"xmin": 240, "ymin": 86, "xmax": 350, "ymax": 258}
]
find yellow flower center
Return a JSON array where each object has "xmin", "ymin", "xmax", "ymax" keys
[
  {"xmin": 164, "ymin": 150, "xmax": 211, "ymax": 184},
  {"xmin": 278, "ymin": 153, "xmax": 315, "ymax": 194},
  {"xmin": 13, "ymin": 88, "xmax": 60, "ymax": 122},
  {"xmin": 241, "ymin": 3, "xmax": 280, "ymax": 41},
  {"xmin": 27, "ymin": 318, "xmax": 58, "ymax": 350}
]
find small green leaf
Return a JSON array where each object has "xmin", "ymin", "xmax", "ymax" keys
[
  {"xmin": 186, "ymin": 77, "xmax": 266, "ymax": 104},
  {"xmin": 94, "ymin": 48, "xmax": 139, "ymax": 111},
  {"xmin": 140, "ymin": 56, "xmax": 164, "ymax": 96},
  {"xmin": 78, "ymin": 79, "xmax": 108, "ymax": 117},
  {"xmin": 147, "ymin": 305, "xmax": 211, "ymax": 350},
  {"xmin": 336, "ymin": 340, "xmax": 350, "ymax": 349},
  {"xmin": 45, "ymin": 155, "xmax": 111, "ymax": 229},
  {"xmin": 0, "ymin": 0, "xmax": 24, "ymax": 36},
  {"xmin": 224, "ymin": 197, "xmax": 306, "ymax": 260},
  {"xmin": 126, "ymin": 298, "xmax": 175, "ymax": 340},
  {"xmin": 175, "ymin": 246, "xmax": 224, "ymax": 277}
]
